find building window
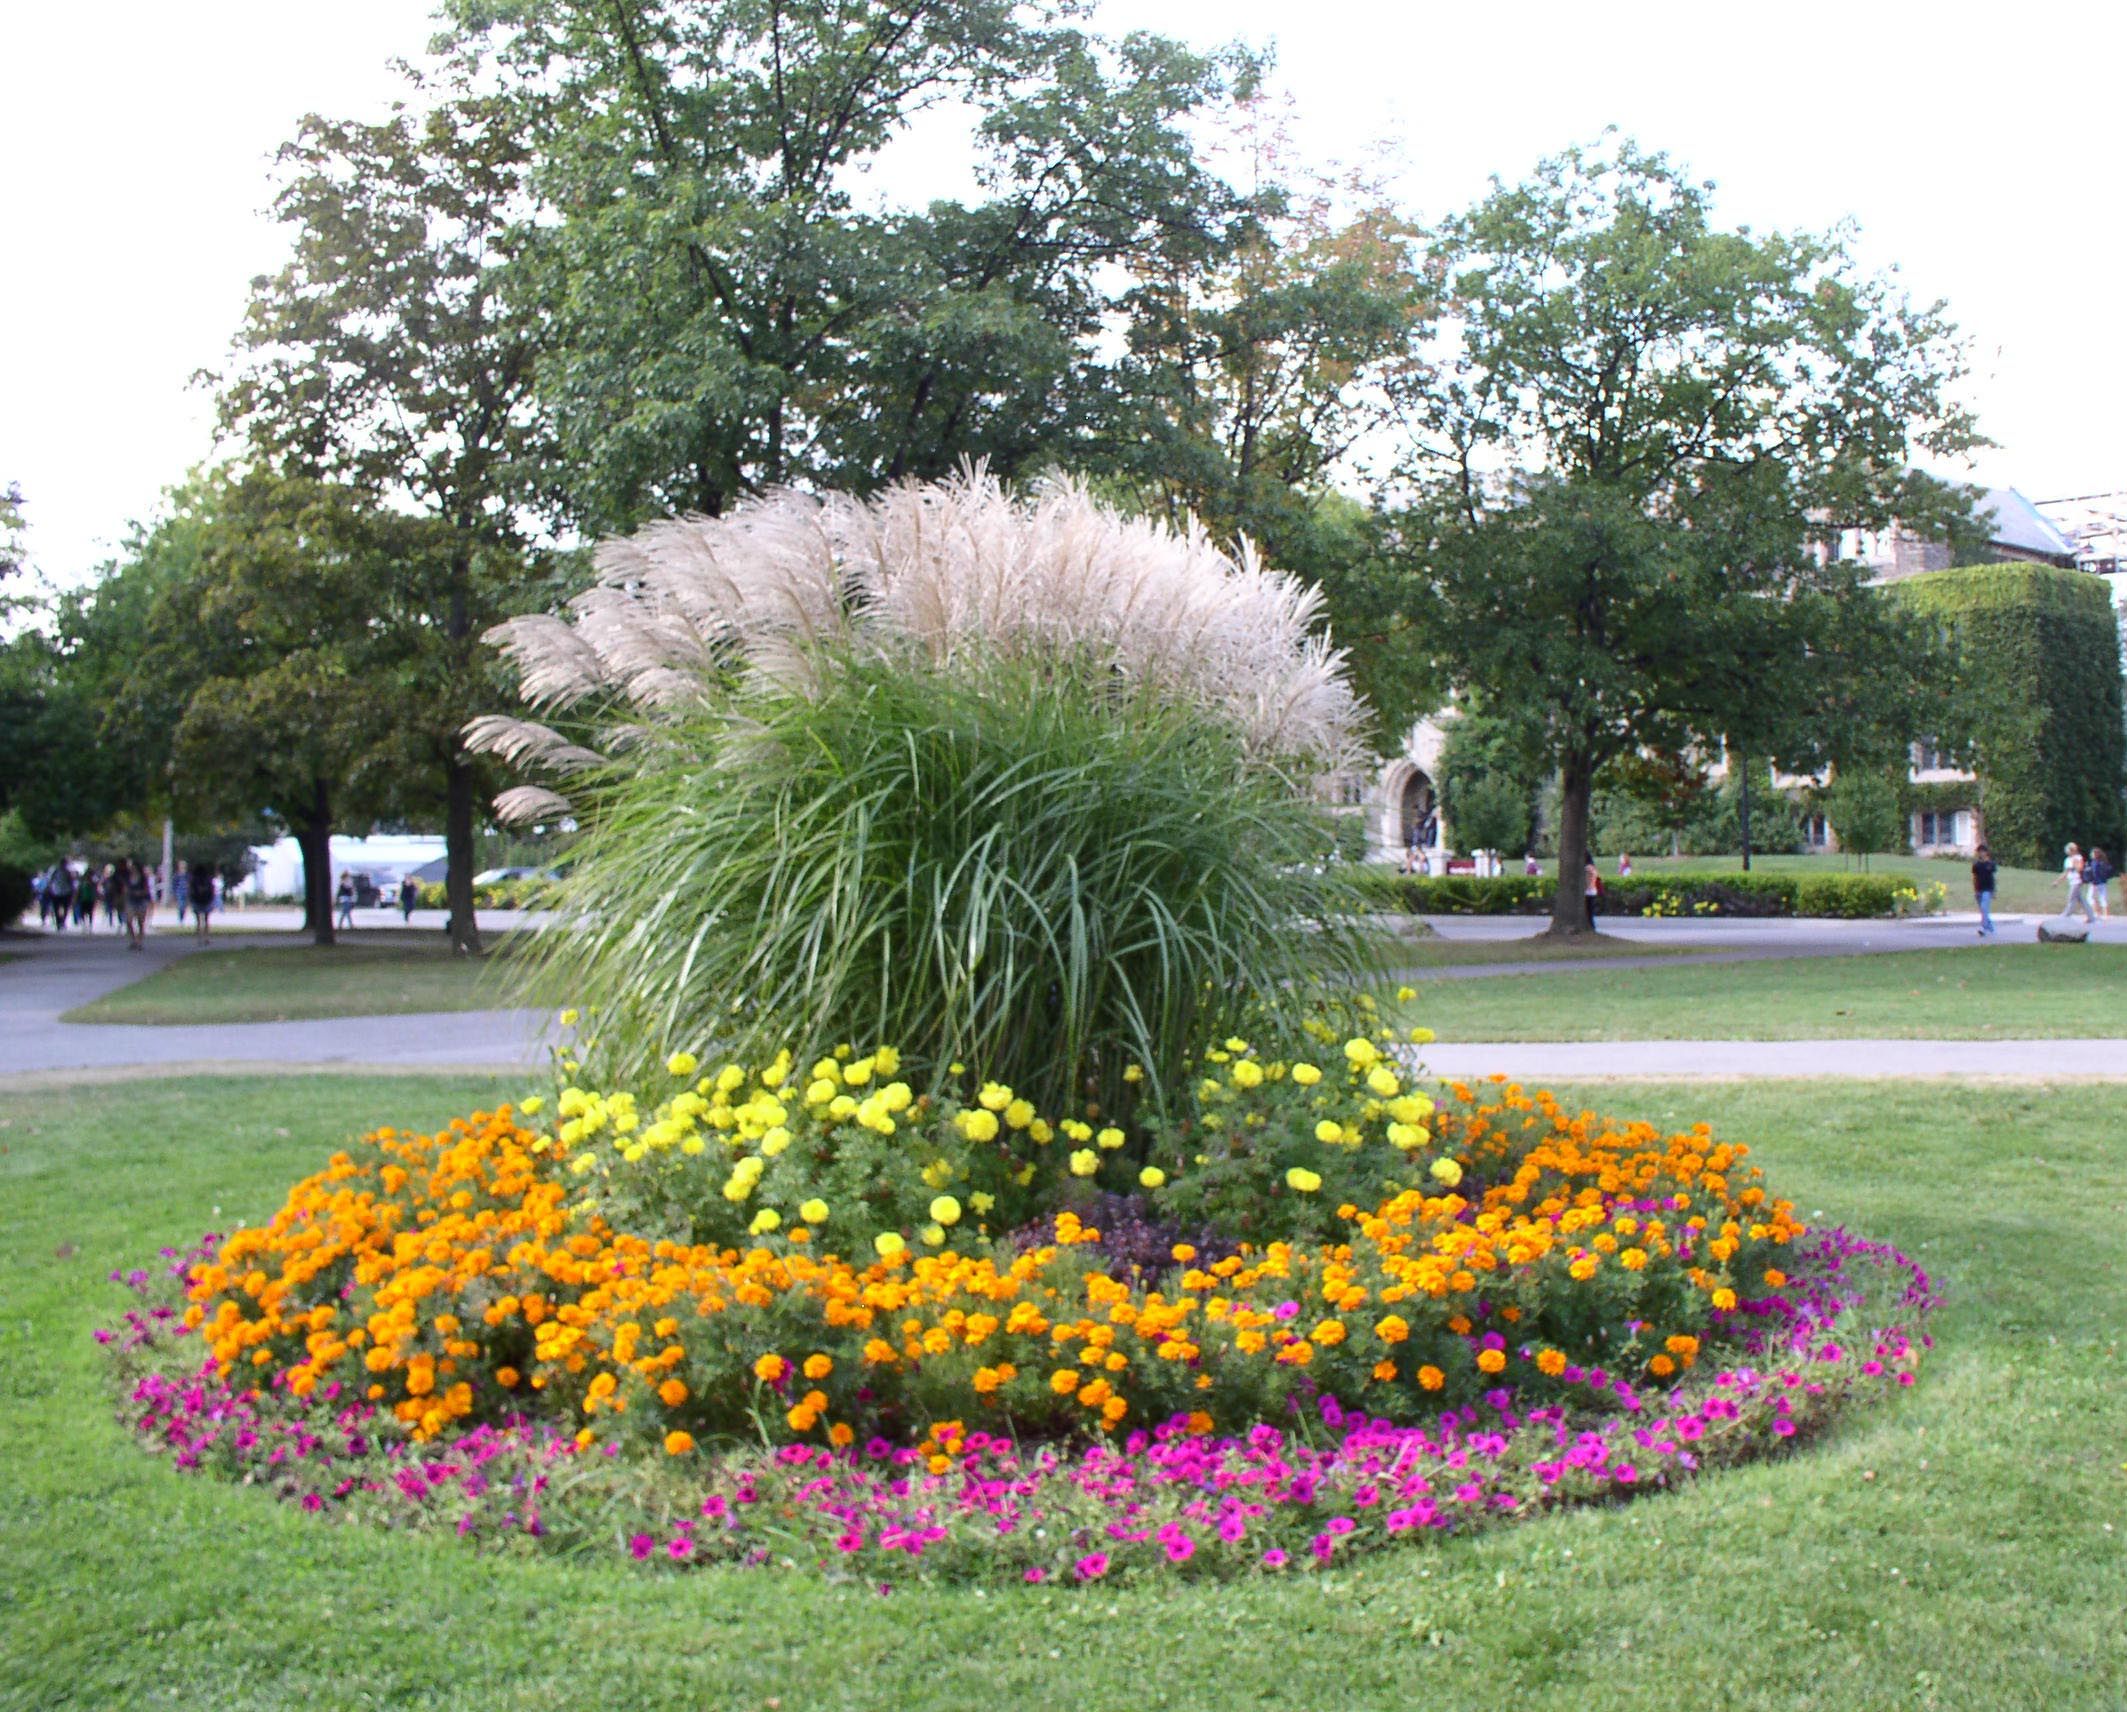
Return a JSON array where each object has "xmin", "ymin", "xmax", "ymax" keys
[
  {"xmin": 1913, "ymin": 737, "xmax": 1950, "ymax": 772},
  {"xmin": 1804, "ymin": 813, "xmax": 1830, "ymax": 849},
  {"xmin": 1917, "ymin": 810, "xmax": 1964, "ymax": 847}
]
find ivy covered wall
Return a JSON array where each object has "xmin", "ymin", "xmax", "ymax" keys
[{"xmin": 1891, "ymin": 563, "xmax": 2126, "ymax": 866}]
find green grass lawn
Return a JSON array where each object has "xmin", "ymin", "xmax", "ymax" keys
[
  {"xmin": 1418, "ymin": 851, "xmax": 2070, "ymax": 916},
  {"xmin": 2, "ymin": 1072, "xmax": 2121, "ymax": 1710},
  {"xmin": 1400, "ymin": 944, "xmax": 2127, "ymax": 1040},
  {"xmin": 62, "ymin": 933, "xmax": 554, "ymax": 1025}
]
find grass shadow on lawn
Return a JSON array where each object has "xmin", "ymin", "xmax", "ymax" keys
[{"xmin": 1, "ymin": 1073, "xmax": 2120, "ymax": 1711}]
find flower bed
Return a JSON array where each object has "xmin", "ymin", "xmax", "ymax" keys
[{"xmin": 102, "ymin": 1054, "xmax": 1936, "ymax": 1583}]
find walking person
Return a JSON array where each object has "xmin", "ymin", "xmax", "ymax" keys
[
  {"xmin": 398, "ymin": 874, "xmax": 419, "ymax": 922},
  {"xmin": 2060, "ymin": 842, "xmax": 2095, "ymax": 923},
  {"xmin": 1583, "ymin": 855, "xmax": 1601, "ymax": 932},
  {"xmin": 190, "ymin": 864, "xmax": 216, "ymax": 943},
  {"xmin": 44, "ymin": 861, "xmax": 73, "ymax": 932},
  {"xmin": 2088, "ymin": 848, "xmax": 2114, "ymax": 919},
  {"xmin": 101, "ymin": 864, "xmax": 122, "ymax": 930},
  {"xmin": 335, "ymin": 873, "xmax": 356, "ymax": 931},
  {"xmin": 123, "ymin": 857, "xmax": 153, "ymax": 949},
  {"xmin": 1617, "ymin": 851, "xmax": 1633, "ymax": 879},
  {"xmin": 173, "ymin": 862, "xmax": 189, "ymax": 923},
  {"xmin": 72, "ymin": 865, "xmax": 95, "ymax": 929},
  {"xmin": 1971, "ymin": 842, "xmax": 1998, "ymax": 938}
]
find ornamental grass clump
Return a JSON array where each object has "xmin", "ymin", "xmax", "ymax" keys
[{"xmin": 470, "ymin": 471, "xmax": 1373, "ymax": 1111}]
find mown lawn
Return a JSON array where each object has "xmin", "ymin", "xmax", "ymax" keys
[
  {"xmin": 1399, "ymin": 944, "xmax": 2127, "ymax": 1040},
  {"xmin": 2, "ymin": 1073, "xmax": 2121, "ymax": 1711},
  {"xmin": 61, "ymin": 933, "xmax": 555, "ymax": 1025}
]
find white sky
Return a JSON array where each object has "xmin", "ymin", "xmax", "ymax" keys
[{"xmin": 6, "ymin": 0, "xmax": 2120, "ymax": 588}]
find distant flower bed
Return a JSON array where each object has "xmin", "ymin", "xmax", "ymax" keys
[{"xmin": 103, "ymin": 1038, "xmax": 1935, "ymax": 1583}]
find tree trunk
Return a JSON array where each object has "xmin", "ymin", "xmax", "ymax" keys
[
  {"xmin": 296, "ymin": 777, "xmax": 335, "ymax": 948},
  {"xmin": 1548, "ymin": 749, "xmax": 1597, "ymax": 937},
  {"xmin": 445, "ymin": 754, "xmax": 483, "ymax": 955},
  {"xmin": 1738, "ymin": 754, "xmax": 1753, "ymax": 872}
]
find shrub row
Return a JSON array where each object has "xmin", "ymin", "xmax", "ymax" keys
[
  {"xmin": 0, "ymin": 862, "xmax": 30, "ymax": 927},
  {"xmin": 1352, "ymin": 868, "xmax": 1914, "ymax": 918}
]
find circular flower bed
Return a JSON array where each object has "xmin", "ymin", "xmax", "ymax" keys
[{"xmin": 101, "ymin": 1040, "xmax": 1935, "ymax": 1584}]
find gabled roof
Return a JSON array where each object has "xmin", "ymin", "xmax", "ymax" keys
[{"xmin": 1977, "ymin": 487, "xmax": 2077, "ymax": 561}]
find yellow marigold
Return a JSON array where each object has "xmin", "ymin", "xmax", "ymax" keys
[
  {"xmin": 799, "ymin": 1198, "xmax": 829, "ymax": 1224},
  {"xmin": 1620, "ymin": 1248, "xmax": 1649, "ymax": 1271},
  {"xmin": 1285, "ymin": 1167, "xmax": 1322, "ymax": 1193},
  {"xmin": 753, "ymin": 1353, "xmax": 787, "ymax": 1383},
  {"xmin": 663, "ymin": 1430, "xmax": 695, "ymax": 1455},
  {"xmin": 1049, "ymin": 1368, "xmax": 1081, "ymax": 1395},
  {"xmin": 929, "ymin": 1194, "xmax": 963, "ymax": 1226},
  {"xmin": 1429, "ymin": 1157, "xmax": 1463, "ymax": 1188},
  {"xmin": 1535, "ymin": 1348, "xmax": 1567, "ymax": 1377},
  {"xmin": 1231, "ymin": 1060, "xmax": 1265, "ymax": 1089},
  {"xmin": 658, "ymin": 1378, "xmax": 689, "ymax": 1407},
  {"xmin": 1068, "ymin": 1149, "xmax": 1099, "ymax": 1178},
  {"xmin": 1476, "ymin": 1348, "xmax": 1507, "ymax": 1374},
  {"xmin": 803, "ymin": 1353, "xmax": 833, "ymax": 1380},
  {"xmin": 1095, "ymin": 1127, "xmax": 1125, "ymax": 1151},
  {"xmin": 957, "ymin": 1109, "xmax": 1000, "ymax": 1143},
  {"xmin": 1311, "ymin": 1319, "xmax": 1347, "ymax": 1346},
  {"xmin": 1138, "ymin": 1166, "xmax": 1166, "ymax": 1189},
  {"xmin": 1711, "ymin": 1287, "xmax": 1737, "ymax": 1311},
  {"xmin": 1343, "ymin": 1037, "xmax": 1379, "ymax": 1066},
  {"xmin": 1374, "ymin": 1314, "xmax": 1410, "ymax": 1344},
  {"xmin": 1291, "ymin": 1063, "xmax": 1322, "ymax": 1086},
  {"xmin": 666, "ymin": 1051, "xmax": 699, "ymax": 1078},
  {"xmin": 1372, "ymin": 1360, "xmax": 1398, "ymax": 1382},
  {"xmin": 874, "ymin": 1231, "xmax": 907, "ymax": 1257},
  {"xmin": 495, "ymin": 1367, "xmax": 521, "ymax": 1389}
]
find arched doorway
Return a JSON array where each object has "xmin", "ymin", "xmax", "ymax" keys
[{"xmin": 1399, "ymin": 769, "xmax": 1436, "ymax": 851}]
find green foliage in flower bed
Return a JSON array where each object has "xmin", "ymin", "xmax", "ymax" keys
[
  {"xmin": 1352, "ymin": 869, "xmax": 1917, "ymax": 918},
  {"xmin": 1891, "ymin": 563, "xmax": 2127, "ymax": 866}
]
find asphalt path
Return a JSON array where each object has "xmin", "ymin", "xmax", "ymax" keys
[{"xmin": 3, "ymin": 907, "xmax": 2121, "ymax": 1082}]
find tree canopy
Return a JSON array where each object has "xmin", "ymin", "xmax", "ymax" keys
[{"xmin": 1403, "ymin": 138, "xmax": 1977, "ymax": 931}]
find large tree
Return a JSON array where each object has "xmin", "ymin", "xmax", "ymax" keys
[
  {"xmin": 1404, "ymin": 139, "xmax": 1976, "ymax": 934},
  {"xmin": 438, "ymin": 0, "xmax": 1249, "ymax": 530},
  {"xmin": 220, "ymin": 69, "xmax": 555, "ymax": 952},
  {"xmin": 129, "ymin": 472, "xmax": 416, "ymax": 945}
]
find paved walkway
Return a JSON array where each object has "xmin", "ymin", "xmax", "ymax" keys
[
  {"xmin": 3, "ymin": 911, "xmax": 2121, "ymax": 1083},
  {"xmin": 0, "ymin": 926, "xmax": 552, "ymax": 1080},
  {"xmin": 1419, "ymin": 1038, "xmax": 2127, "ymax": 1081}
]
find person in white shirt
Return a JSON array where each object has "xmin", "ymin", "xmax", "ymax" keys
[{"xmin": 2061, "ymin": 843, "xmax": 2095, "ymax": 923}]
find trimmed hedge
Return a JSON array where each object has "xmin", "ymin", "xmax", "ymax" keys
[
  {"xmin": 1354, "ymin": 868, "xmax": 1913, "ymax": 918},
  {"xmin": 1892, "ymin": 563, "xmax": 2126, "ymax": 867}
]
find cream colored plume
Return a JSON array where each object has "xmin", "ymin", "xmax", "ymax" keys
[{"xmin": 472, "ymin": 470, "xmax": 1369, "ymax": 812}]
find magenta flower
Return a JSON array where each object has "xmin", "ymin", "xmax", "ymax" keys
[
  {"xmin": 1074, "ymin": 1552, "xmax": 1111, "ymax": 1581},
  {"xmin": 629, "ymin": 1533, "xmax": 655, "ymax": 1560},
  {"xmin": 1261, "ymin": 1548, "xmax": 1289, "ymax": 1569}
]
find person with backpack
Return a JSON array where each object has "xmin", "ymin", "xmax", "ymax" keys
[
  {"xmin": 1971, "ymin": 843, "xmax": 1998, "ymax": 938},
  {"xmin": 44, "ymin": 862, "xmax": 73, "ymax": 932}
]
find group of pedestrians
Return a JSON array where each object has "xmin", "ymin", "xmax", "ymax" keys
[
  {"xmin": 2055, "ymin": 842, "xmax": 2113, "ymax": 926},
  {"xmin": 1968, "ymin": 840, "xmax": 2114, "ymax": 936},
  {"xmin": 32, "ymin": 859, "xmax": 221, "ymax": 946}
]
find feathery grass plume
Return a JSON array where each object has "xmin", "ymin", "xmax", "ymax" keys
[{"xmin": 478, "ymin": 473, "xmax": 1380, "ymax": 1110}]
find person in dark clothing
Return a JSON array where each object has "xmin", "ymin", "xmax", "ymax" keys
[
  {"xmin": 1583, "ymin": 857, "xmax": 1601, "ymax": 932},
  {"xmin": 72, "ymin": 867, "xmax": 95, "ymax": 928},
  {"xmin": 399, "ymin": 874, "xmax": 420, "ymax": 922},
  {"xmin": 336, "ymin": 873, "xmax": 356, "ymax": 930},
  {"xmin": 123, "ymin": 858, "xmax": 154, "ymax": 949},
  {"xmin": 45, "ymin": 862, "xmax": 74, "ymax": 932},
  {"xmin": 2088, "ymin": 847, "xmax": 2114, "ymax": 919},
  {"xmin": 1971, "ymin": 843, "xmax": 1998, "ymax": 938}
]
